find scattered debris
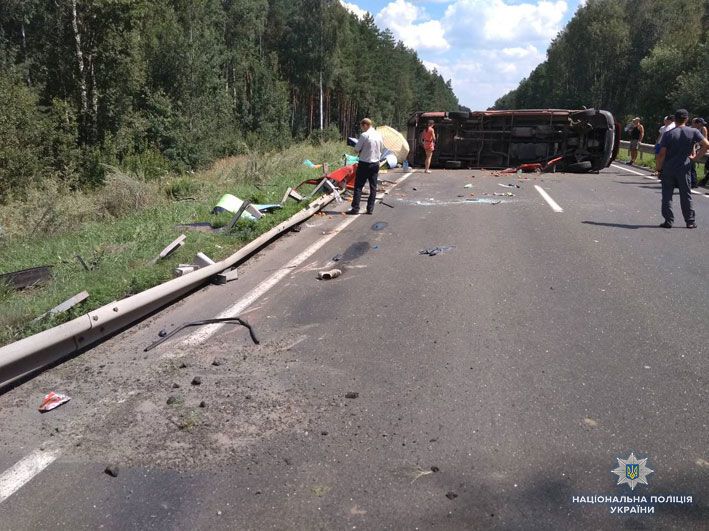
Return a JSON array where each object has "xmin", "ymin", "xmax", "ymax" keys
[
  {"xmin": 380, "ymin": 200, "xmax": 394, "ymax": 208},
  {"xmin": 431, "ymin": 466, "xmax": 440, "ymax": 473},
  {"xmin": 0, "ymin": 266, "xmax": 53, "ymax": 290},
  {"xmin": 345, "ymin": 392, "xmax": 359, "ymax": 399},
  {"xmin": 144, "ymin": 317, "xmax": 259, "ymax": 351},
  {"xmin": 498, "ymin": 183, "xmax": 520, "ymax": 189},
  {"xmin": 104, "ymin": 465, "xmax": 119, "ymax": 478},
  {"xmin": 303, "ymin": 159, "xmax": 323, "ymax": 169},
  {"xmin": 463, "ymin": 183, "xmax": 473, "ymax": 189},
  {"xmin": 191, "ymin": 376, "xmax": 202, "ymax": 386},
  {"xmin": 317, "ymin": 269, "xmax": 342, "ymax": 280},
  {"xmin": 419, "ymin": 246, "xmax": 455, "ymax": 256},
  {"xmin": 75, "ymin": 255, "xmax": 90, "ymax": 271},
  {"xmin": 583, "ymin": 418, "xmax": 598, "ymax": 428},
  {"xmin": 173, "ymin": 265, "xmax": 196, "ymax": 277},
  {"xmin": 32, "ymin": 291, "xmax": 89, "ymax": 322},
  {"xmin": 193, "ymin": 252, "xmax": 215, "ymax": 268},
  {"xmin": 38, "ymin": 391, "xmax": 71, "ymax": 412},
  {"xmin": 493, "ymin": 192, "xmax": 515, "ymax": 197},
  {"xmin": 166, "ymin": 396, "xmax": 179, "ymax": 405},
  {"xmin": 331, "ymin": 254, "xmax": 343, "ymax": 262},
  {"xmin": 371, "ymin": 222, "xmax": 388, "ymax": 231},
  {"xmin": 158, "ymin": 234, "xmax": 187, "ymax": 260},
  {"xmin": 212, "ymin": 267, "xmax": 238, "ymax": 285},
  {"xmin": 159, "ymin": 329, "xmax": 168, "ymax": 337},
  {"xmin": 212, "ymin": 194, "xmax": 262, "ymax": 221},
  {"xmin": 312, "ymin": 485, "xmax": 330, "ymax": 497},
  {"xmin": 445, "ymin": 491, "xmax": 458, "ymax": 500},
  {"xmin": 411, "ymin": 467, "xmax": 434, "ymax": 483},
  {"xmin": 281, "ymin": 187, "xmax": 304, "ymax": 204},
  {"xmin": 199, "ymin": 401, "xmax": 207, "ymax": 408}
]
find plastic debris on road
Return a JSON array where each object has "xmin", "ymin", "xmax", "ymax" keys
[{"xmin": 39, "ymin": 391, "xmax": 71, "ymax": 412}]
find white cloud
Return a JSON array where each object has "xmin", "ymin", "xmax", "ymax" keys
[
  {"xmin": 340, "ymin": 0, "xmax": 368, "ymax": 19},
  {"xmin": 348, "ymin": 0, "xmax": 575, "ymax": 109},
  {"xmin": 443, "ymin": 0, "xmax": 567, "ymax": 47},
  {"xmin": 375, "ymin": 0, "xmax": 450, "ymax": 52}
]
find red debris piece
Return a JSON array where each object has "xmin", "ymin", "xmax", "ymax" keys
[{"xmin": 38, "ymin": 391, "xmax": 71, "ymax": 412}]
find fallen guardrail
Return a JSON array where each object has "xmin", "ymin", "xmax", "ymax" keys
[{"xmin": 0, "ymin": 193, "xmax": 335, "ymax": 391}]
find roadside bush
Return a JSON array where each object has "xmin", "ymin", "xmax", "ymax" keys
[{"xmin": 100, "ymin": 167, "xmax": 160, "ymax": 218}]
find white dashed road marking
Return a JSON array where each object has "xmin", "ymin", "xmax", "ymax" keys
[
  {"xmin": 534, "ymin": 185, "xmax": 564, "ymax": 213},
  {"xmin": 0, "ymin": 448, "xmax": 60, "ymax": 504}
]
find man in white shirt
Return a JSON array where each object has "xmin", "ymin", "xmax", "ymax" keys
[
  {"xmin": 348, "ymin": 118, "xmax": 385, "ymax": 215},
  {"xmin": 656, "ymin": 115, "xmax": 675, "ymax": 153}
]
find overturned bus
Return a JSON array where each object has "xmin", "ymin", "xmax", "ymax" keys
[{"xmin": 406, "ymin": 109, "xmax": 620, "ymax": 172}]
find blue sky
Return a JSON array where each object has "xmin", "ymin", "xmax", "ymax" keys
[{"xmin": 340, "ymin": 0, "xmax": 588, "ymax": 109}]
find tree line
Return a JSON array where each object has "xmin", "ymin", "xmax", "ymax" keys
[
  {"xmin": 0, "ymin": 0, "xmax": 459, "ymax": 201},
  {"xmin": 494, "ymin": 0, "xmax": 708, "ymax": 136}
]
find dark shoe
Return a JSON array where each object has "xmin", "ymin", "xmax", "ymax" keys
[
  {"xmin": 346, "ymin": 209, "xmax": 360, "ymax": 215},
  {"xmin": 626, "ymin": 161, "xmax": 634, "ymax": 165},
  {"xmin": 365, "ymin": 211, "xmax": 373, "ymax": 215},
  {"xmin": 659, "ymin": 221, "xmax": 672, "ymax": 228},
  {"xmin": 686, "ymin": 222, "xmax": 697, "ymax": 229}
]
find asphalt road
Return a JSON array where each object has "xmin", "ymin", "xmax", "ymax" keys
[{"xmin": 0, "ymin": 164, "xmax": 707, "ymax": 530}]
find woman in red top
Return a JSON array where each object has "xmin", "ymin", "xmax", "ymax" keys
[{"xmin": 421, "ymin": 120, "xmax": 436, "ymax": 173}]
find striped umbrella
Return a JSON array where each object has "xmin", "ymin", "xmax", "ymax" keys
[{"xmin": 377, "ymin": 125, "xmax": 410, "ymax": 163}]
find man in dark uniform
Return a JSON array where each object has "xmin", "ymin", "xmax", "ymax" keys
[{"xmin": 655, "ymin": 109, "xmax": 709, "ymax": 228}]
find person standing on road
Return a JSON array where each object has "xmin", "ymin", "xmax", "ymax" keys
[
  {"xmin": 348, "ymin": 118, "xmax": 384, "ymax": 215},
  {"xmin": 655, "ymin": 115, "xmax": 675, "ymax": 154},
  {"xmin": 628, "ymin": 117, "xmax": 644, "ymax": 165},
  {"xmin": 420, "ymin": 120, "xmax": 436, "ymax": 174},
  {"xmin": 653, "ymin": 116, "xmax": 675, "ymax": 175},
  {"xmin": 690, "ymin": 117, "xmax": 707, "ymax": 187},
  {"xmin": 655, "ymin": 109, "xmax": 709, "ymax": 229}
]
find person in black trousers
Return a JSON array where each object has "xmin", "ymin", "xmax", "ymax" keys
[
  {"xmin": 348, "ymin": 118, "xmax": 385, "ymax": 215},
  {"xmin": 655, "ymin": 109, "xmax": 709, "ymax": 228}
]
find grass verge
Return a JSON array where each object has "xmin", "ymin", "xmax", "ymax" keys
[{"xmin": 0, "ymin": 141, "xmax": 351, "ymax": 347}]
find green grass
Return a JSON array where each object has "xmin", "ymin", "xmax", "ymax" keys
[
  {"xmin": 619, "ymin": 149, "xmax": 707, "ymax": 177},
  {"xmin": 0, "ymin": 141, "xmax": 351, "ymax": 346}
]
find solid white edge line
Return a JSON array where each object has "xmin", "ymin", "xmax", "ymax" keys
[
  {"xmin": 0, "ymin": 448, "xmax": 60, "ymax": 504},
  {"xmin": 611, "ymin": 163, "xmax": 709, "ymax": 197},
  {"xmin": 611, "ymin": 163, "xmax": 656, "ymax": 179},
  {"xmin": 182, "ymin": 172, "xmax": 414, "ymax": 345},
  {"xmin": 534, "ymin": 185, "xmax": 563, "ymax": 213}
]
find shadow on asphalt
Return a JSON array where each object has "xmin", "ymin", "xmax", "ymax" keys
[{"xmin": 582, "ymin": 221, "xmax": 660, "ymax": 229}]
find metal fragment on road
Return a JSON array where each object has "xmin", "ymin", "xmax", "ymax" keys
[{"xmin": 144, "ymin": 317, "xmax": 259, "ymax": 351}]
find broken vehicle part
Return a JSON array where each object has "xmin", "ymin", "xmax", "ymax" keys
[
  {"xmin": 32, "ymin": 291, "xmax": 89, "ymax": 323},
  {"xmin": 407, "ymin": 109, "xmax": 619, "ymax": 172},
  {"xmin": 144, "ymin": 317, "xmax": 259, "ymax": 351},
  {"xmin": 158, "ymin": 234, "xmax": 187, "ymax": 260},
  {"xmin": 0, "ymin": 266, "xmax": 53, "ymax": 290}
]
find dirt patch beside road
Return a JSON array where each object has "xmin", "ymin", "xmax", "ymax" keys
[{"xmin": 0, "ymin": 329, "xmax": 307, "ymax": 471}]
